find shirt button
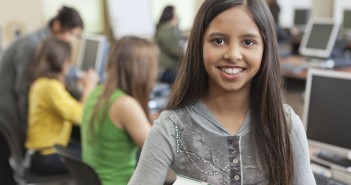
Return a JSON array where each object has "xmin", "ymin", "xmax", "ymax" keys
[
  {"xmin": 234, "ymin": 175, "xmax": 240, "ymax": 181},
  {"xmin": 233, "ymin": 158, "xmax": 238, "ymax": 163}
]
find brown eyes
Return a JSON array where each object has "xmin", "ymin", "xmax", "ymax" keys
[{"xmin": 211, "ymin": 38, "xmax": 255, "ymax": 47}]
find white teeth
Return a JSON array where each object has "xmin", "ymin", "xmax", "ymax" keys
[{"xmin": 221, "ymin": 67, "xmax": 243, "ymax": 75}]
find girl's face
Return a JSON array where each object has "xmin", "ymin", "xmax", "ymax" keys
[{"xmin": 203, "ymin": 5, "xmax": 263, "ymax": 94}]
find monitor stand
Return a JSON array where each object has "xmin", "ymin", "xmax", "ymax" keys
[{"xmin": 317, "ymin": 150, "xmax": 351, "ymax": 167}]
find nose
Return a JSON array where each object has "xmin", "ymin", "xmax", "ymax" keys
[{"xmin": 224, "ymin": 43, "xmax": 243, "ymax": 62}]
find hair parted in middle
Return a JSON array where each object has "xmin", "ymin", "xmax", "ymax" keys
[
  {"xmin": 166, "ymin": 0, "xmax": 293, "ymax": 184},
  {"xmin": 87, "ymin": 36, "xmax": 159, "ymax": 139}
]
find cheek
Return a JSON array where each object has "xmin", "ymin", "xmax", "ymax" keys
[
  {"xmin": 246, "ymin": 48, "xmax": 264, "ymax": 69},
  {"xmin": 203, "ymin": 44, "xmax": 217, "ymax": 66}
]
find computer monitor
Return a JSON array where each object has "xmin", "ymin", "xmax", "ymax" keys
[
  {"xmin": 299, "ymin": 19, "xmax": 341, "ymax": 58},
  {"xmin": 294, "ymin": 8, "xmax": 310, "ymax": 28},
  {"xmin": 76, "ymin": 34, "xmax": 109, "ymax": 77},
  {"xmin": 303, "ymin": 69, "xmax": 351, "ymax": 158},
  {"xmin": 342, "ymin": 9, "xmax": 351, "ymax": 33}
]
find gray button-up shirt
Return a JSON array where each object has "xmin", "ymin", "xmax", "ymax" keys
[{"xmin": 129, "ymin": 101, "xmax": 316, "ymax": 185}]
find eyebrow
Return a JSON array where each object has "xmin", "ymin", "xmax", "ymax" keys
[
  {"xmin": 207, "ymin": 32, "xmax": 261, "ymax": 39},
  {"xmin": 239, "ymin": 33, "xmax": 261, "ymax": 39}
]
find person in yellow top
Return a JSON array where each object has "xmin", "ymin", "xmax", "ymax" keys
[{"xmin": 26, "ymin": 38, "xmax": 99, "ymax": 175}]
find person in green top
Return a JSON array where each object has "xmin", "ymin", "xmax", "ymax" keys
[{"xmin": 81, "ymin": 36, "xmax": 159, "ymax": 185}]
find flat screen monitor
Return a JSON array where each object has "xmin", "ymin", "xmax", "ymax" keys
[
  {"xmin": 294, "ymin": 8, "xmax": 310, "ymax": 27},
  {"xmin": 299, "ymin": 19, "xmax": 341, "ymax": 58},
  {"xmin": 343, "ymin": 9, "xmax": 351, "ymax": 30},
  {"xmin": 76, "ymin": 34, "xmax": 108, "ymax": 77},
  {"xmin": 303, "ymin": 69, "xmax": 351, "ymax": 157}
]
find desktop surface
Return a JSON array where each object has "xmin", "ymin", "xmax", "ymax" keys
[
  {"xmin": 314, "ymin": 172, "xmax": 348, "ymax": 185},
  {"xmin": 280, "ymin": 56, "xmax": 351, "ymax": 79}
]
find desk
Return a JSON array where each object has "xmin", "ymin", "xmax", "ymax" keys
[
  {"xmin": 309, "ymin": 146, "xmax": 351, "ymax": 184},
  {"xmin": 280, "ymin": 55, "xmax": 351, "ymax": 79}
]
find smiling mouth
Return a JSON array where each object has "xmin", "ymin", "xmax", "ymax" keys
[{"xmin": 218, "ymin": 67, "xmax": 244, "ymax": 75}]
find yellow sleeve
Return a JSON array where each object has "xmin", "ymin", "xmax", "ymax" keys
[{"xmin": 44, "ymin": 80, "xmax": 83, "ymax": 125}]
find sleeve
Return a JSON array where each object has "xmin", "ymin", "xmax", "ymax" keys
[
  {"xmin": 158, "ymin": 26, "xmax": 183, "ymax": 59},
  {"xmin": 14, "ymin": 40, "xmax": 38, "ymax": 126},
  {"xmin": 284, "ymin": 105, "xmax": 316, "ymax": 185},
  {"xmin": 45, "ymin": 81, "xmax": 83, "ymax": 125},
  {"xmin": 128, "ymin": 112, "xmax": 175, "ymax": 185}
]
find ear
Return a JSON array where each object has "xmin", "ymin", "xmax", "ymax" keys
[{"xmin": 52, "ymin": 20, "xmax": 62, "ymax": 33}]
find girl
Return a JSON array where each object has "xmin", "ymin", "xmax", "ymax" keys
[
  {"xmin": 129, "ymin": 0, "xmax": 315, "ymax": 184},
  {"xmin": 26, "ymin": 38, "xmax": 99, "ymax": 175},
  {"xmin": 155, "ymin": 5, "xmax": 186, "ymax": 84},
  {"xmin": 81, "ymin": 36, "xmax": 159, "ymax": 185}
]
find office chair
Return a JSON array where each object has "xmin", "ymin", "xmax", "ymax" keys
[
  {"xmin": 54, "ymin": 145, "xmax": 102, "ymax": 185},
  {"xmin": 0, "ymin": 117, "xmax": 72, "ymax": 185}
]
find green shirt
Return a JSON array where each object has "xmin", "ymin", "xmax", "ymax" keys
[{"xmin": 82, "ymin": 86, "xmax": 137, "ymax": 185}]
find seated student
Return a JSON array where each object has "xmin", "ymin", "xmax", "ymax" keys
[
  {"xmin": 0, "ymin": 7, "xmax": 83, "ymax": 182},
  {"xmin": 26, "ymin": 38, "xmax": 99, "ymax": 175},
  {"xmin": 81, "ymin": 36, "xmax": 159, "ymax": 185}
]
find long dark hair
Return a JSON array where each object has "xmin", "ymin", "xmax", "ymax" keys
[
  {"xmin": 30, "ymin": 38, "xmax": 71, "ymax": 83},
  {"xmin": 156, "ymin": 5, "xmax": 175, "ymax": 30},
  {"xmin": 167, "ymin": 0, "xmax": 293, "ymax": 184},
  {"xmin": 88, "ymin": 36, "xmax": 159, "ymax": 138},
  {"xmin": 48, "ymin": 6, "xmax": 84, "ymax": 31}
]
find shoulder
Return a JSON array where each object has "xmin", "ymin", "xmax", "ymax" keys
[
  {"xmin": 157, "ymin": 108, "xmax": 188, "ymax": 124},
  {"xmin": 32, "ymin": 78, "xmax": 63, "ymax": 90},
  {"xmin": 154, "ymin": 109, "xmax": 180, "ymax": 127},
  {"xmin": 152, "ymin": 108, "xmax": 189, "ymax": 133},
  {"xmin": 109, "ymin": 94, "xmax": 142, "ymax": 119},
  {"xmin": 110, "ymin": 94, "xmax": 137, "ymax": 110},
  {"xmin": 156, "ymin": 24, "xmax": 174, "ymax": 36},
  {"xmin": 110, "ymin": 94, "xmax": 148, "ymax": 121},
  {"xmin": 283, "ymin": 104, "xmax": 306, "ymax": 137},
  {"xmin": 19, "ymin": 30, "xmax": 45, "ymax": 48}
]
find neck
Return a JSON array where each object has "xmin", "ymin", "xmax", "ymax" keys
[
  {"xmin": 202, "ymin": 92, "xmax": 249, "ymax": 116},
  {"xmin": 201, "ymin": 86, "xmax": 250, "ymax": 135}
]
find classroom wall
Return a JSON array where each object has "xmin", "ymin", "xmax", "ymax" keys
[
  {"xmin": 0, "ymin": 0, "xmax": 43, "ymax": 48},
  {"xmin": 277, "ymin": 0, "xmax": 312, "ymax": 28},
  {"xmin": 42, "ymin": 0, "xmax": 104, "ymax": 34},
  {"xmin": 150, "ymin": 0, "xmax": 197, "ymax": 31},
  {"xmin": 0, "ymin": 0, "xmax": 347, "ymax": 49},
  {"xmin": 312, "ymin": 0, "xmax": 333, "ymax": 19},
  {"xmin": 334, "ymin": 0, "xmax": 351, "ymax": 24}
]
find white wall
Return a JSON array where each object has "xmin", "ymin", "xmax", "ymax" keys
[
  {"xmin": 0, "ymin": 0, "xmax": 43, "ymax": 47},
  {"xmin": 312, "ymin": 0, "xmax": 333, "ymax": 18},
  {"xmin": 334, "ymin": 0, "xmax": 351, "ymax": 24},
  {"xmin": 150, "ymin": 0, "xmax": 197, "ymax": 31},
  {"xmin": 42, "ymin": 0, "xmax": 104, "ymax": 34},
  {"xmin": 106, "ymin": 0, "xmax": 155, "ymax": 39},
  {"xmin": 277, "ymin": 0, "xmax": 312, "ymax": 28}
]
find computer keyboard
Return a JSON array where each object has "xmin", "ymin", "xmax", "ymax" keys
[{"xmin": 314, "ymin": 173, "xmax": 348, "ymax": 185}]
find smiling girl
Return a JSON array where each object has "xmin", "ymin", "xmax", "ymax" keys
[{"xmin": 128, "ymin": 0, "xmax": 315, "ymax": 184}]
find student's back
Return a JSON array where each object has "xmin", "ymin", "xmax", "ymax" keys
[
  {"xmin": 81, "ymin": 36, "xmax": 159, "ymax": 185},
  {"xmin": 82, "ymin": 86, "xmax": 138, "ymax": 185}
]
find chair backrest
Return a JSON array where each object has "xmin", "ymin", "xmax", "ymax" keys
[
  {"xmin": 0, "ymin": 118, "xmax": 72, "ymax": 185},
  {"xmin": 54, "ymin": 145, "xmax": 102, "ymax": 185}
]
